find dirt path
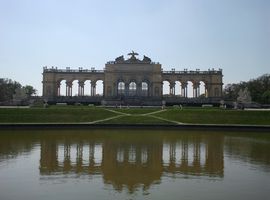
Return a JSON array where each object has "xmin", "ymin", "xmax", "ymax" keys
[
  {"xmin": 88, "ymin": 114, "xmax": 125, "ymax": 124},
  {"xmin": 89, "ymin": 108, "xmax": 183, "ymax": 125}
]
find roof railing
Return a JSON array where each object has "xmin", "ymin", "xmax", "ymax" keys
[{"xmin": 43, "ymin": 66, "xmax": 104, "ymax": 73}]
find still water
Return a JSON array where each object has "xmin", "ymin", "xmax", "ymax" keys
[{"xmin": 0, "ymin": 129, "xmax": 270, "ymax": 200}]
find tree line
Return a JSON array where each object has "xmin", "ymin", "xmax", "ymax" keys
[
  {"xmin": 0, "ymin": 78, "xmax": 37, "ymax": 103},
  {"xmin": 223, "ymin": 74, "xmax": 270, "ymax": 104}
]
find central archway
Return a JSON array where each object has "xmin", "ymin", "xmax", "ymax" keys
[
  {"xmin": 141, "ymin": 82, "xmax": 148, "ymax": 97},
  {"xmin": 129, "ymin": 82, "xmax": 137, "ymax": 96},
  {"xmin": 118, "ymin": 82, "xmax": 125, "ymax": 96}
]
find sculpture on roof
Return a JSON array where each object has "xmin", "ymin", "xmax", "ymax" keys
[
  {"xmin": 113, "ymin": 52, "xmax": 152, "ymax": 64},
  {"xmin": 143, "ymin": 55, "xmax": 151, "ymax": 63},
  {"xmin": 115, "ymin": 55, "xmax": 124, "ymax": 63},
  {"xmin": 127, "ymin": 51, "xmax": 139, "ymax": 62},
  {"xmin": 128, "ymin": 51, "xmax": 138, "ymax": 58}
]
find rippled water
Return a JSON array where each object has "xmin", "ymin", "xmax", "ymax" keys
[{"xmin": 0, "ymin": 129, "xmax": 270, "ymax": 200}]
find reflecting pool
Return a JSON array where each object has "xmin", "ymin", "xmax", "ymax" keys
[{"xmin": 0, "ymin": 129, "xmax": 270, "ymax": 200}]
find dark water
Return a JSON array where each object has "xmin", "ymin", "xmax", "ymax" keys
[{"xmin": 0, "ymin": 129, "xmax": 270, "ymax": 200}]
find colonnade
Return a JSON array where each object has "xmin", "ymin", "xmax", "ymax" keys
[
  {"xmin": 166, "ymin": 81, "xmax": 208, "ymax": 98},
  {"xmin": 165, "ymin": 142, "xmax": 205, "ymax": 167},
  {"xmin": 57, "ymin": 80, "xmax": 99, "ymax": 97},
  {"xmin": 40, "ymin": 141, "xmax": 216, "ymax": 173},
  {"xmin": 57, "ymin": 80, "xmax": 209, "ymax": 97}
]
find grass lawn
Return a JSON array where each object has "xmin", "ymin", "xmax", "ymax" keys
[
  {"xmin": 0, "ymin": 106, "xmax": 269, "ymax": 125},
  {"xmin": 0, "ymin": 106, "xmax": 116, "ymax": 123},
  {"xmin": 154, "ymin": 107, "xmax": 270, "ymax": 125}
]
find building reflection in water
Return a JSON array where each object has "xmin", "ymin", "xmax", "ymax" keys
[
  {"xmin": 39, "ymin": 134, "xmax": 224, "ymax": 192},
  {"xmin": 1, "ymin": 131, "xmax": 270, "ymax": 194}
]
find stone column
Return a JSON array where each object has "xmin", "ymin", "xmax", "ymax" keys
[
  {"xmin": 125, "ymin": 83, "xmax": 129, "ymax": 96},
  {"xmin": 78, "ymin": 81, "xmax": 85, "ymax": 96},
  {"xmin": 193, "ymin": 82, "xmax": 199, "ymax": 98},
  {"xmin": 137, "ymin": 82, "xmax": 142, "ymax": 97},
  {"xmin": 91, "ymin": 82, "xmax": 96, "ymax": 96},
  {"xmin": 88, "ymin": 81, "xmax": 92, "ymax": 96},
  {"xmin": 57, "ymin": 82, "xmax": 61, "ymax": 96},
  {"xmin": 149, "ymin": 83, "xmax": 153, "ymax": 97},
  {"xmin": 66, "ymin": 81, "xmax": 72, "ymax": 96},
  {"xmin": 90, "ymin": 84, "xmax": 93, "ymax": 96},
  {"xmin": 192, "ymin": 84, "xmax": 196, "ymax": 98},
  {"xmin": 181, "ymin": 82, "xmax": 187, "ymax": 97},
  {"xmin": 78, "ymin": 84, "xmax": 81, "ymax": 96},
  {"xmin": 205, "ymin": 84, "xmax": 210, "ymax": 98},
  {"xmin": 113, "ymin": 82, "xmax": 117, "ymax": 97},
  {"xmin": 116, "ymin": 82, "xmax": 119, "ymax": 97},
  {"xmin": 70, "ymin": 83, "xmax": 72, "ymax": 96},
  {"xmin": 170, "ymin": 82, "xmax": 175, "ymax": 96}
]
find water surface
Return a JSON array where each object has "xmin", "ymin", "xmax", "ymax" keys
[{"xmin": 0, "ymin": 129, "xmax": 270, "ymax": 200}]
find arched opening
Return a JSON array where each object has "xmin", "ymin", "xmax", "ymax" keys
[
  {"xmin": 72, "ymin": 80, "xmax": 79, "ymax": 96},
  {"xmin": 118, "ymin": 82, "xmax": 125, "ymax": 96},
  {"xmin": 199, "ymin": 81, "xmax": 206, "ymax": 98},
  {"xmin": 175, "ymin": 81, "xmax": 182, "ymax": 96},
  {"xmin": 59, "ymin": 80, "xmax": 66, "ymax": 96},
  {"xmin": 163, "ymin": 81, "xmax": 170, "ymax": 96},
  {"xmin": 187, "ymin": 81, "xmax": 193, "ymax": 98},
  {"xmin": 141, "ymin": 82, "xmax": 148, "ymax": 96},
  {"xmin": 96, "ymin": 80, "xmax": 103, "ymax": 96},
  {"xmin": 84, "ymin": 80, "xmax": 91, "ymax": 96},
  {"xmin": 129, "ymin": 82, "xmax": 136, "ymax": 96}
]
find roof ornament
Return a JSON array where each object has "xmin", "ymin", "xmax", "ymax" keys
[
  {"xmin": 113, "ymin": 51, "xmax": 152, "ymax": 64},
  {"xmin": 143, "ymin": 55, "xmax": 151, "ymax": 63},
  {"xmin": 115, "ymin": 55, "xmax": 124, "ymax": 63},
  {"xmin": 127, "ymin": 51, "xmax": 139, "ymax": 62}
]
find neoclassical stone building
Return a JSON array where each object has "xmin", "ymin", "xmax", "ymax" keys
[{"xmin": 43, "ymin": 52, "xmax": 223, "ymax": 105}]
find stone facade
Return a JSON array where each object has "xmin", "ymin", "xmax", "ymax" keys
[{"xmin": 42, "ymin": 52, "xmax": 223, "ymax": 105}]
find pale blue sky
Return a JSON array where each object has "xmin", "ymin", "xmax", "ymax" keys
[{"xmin": 0, "ymin": 0, "xmax": 269, "ymax": 95}]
